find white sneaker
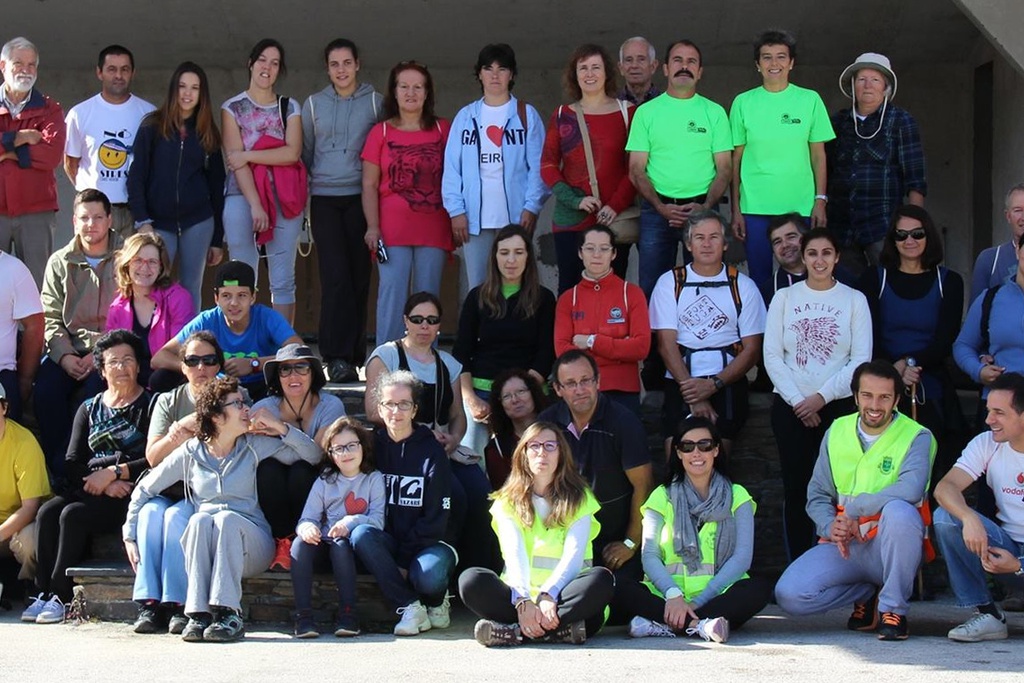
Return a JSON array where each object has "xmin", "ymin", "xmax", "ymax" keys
[
  {"xmin": 21, "ymin": 594, "xmax": 47, "ymax": 622},
  {"xmin": 686, "ymin": 616, "xmax": 729, "ymax": 643},
  {"xmin": 426, "ymin": 593, "xmax": 451, "ymax": 629},
  {"xmin": 628, "ymin": 615, "xmax": 676, "ymax": 638},
  {"xmin": 947, "ymin": 611, "xmax": 1008, "ymax": 642},
  {"xmin": 394, "ymin": 601, "xmax": 431, "ymax": 636},
  {"xmin": 35, "ymin": 595, "xmax": 66, "ymax": 624}
]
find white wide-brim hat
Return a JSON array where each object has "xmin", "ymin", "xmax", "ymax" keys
[{"xmin": 839, "ymin": 52, "xmax": 898, "ymax": 100}]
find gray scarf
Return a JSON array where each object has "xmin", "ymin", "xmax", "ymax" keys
[{"xmin": 669, "ymin": 472, "xmax": 736, "ymax": 574}]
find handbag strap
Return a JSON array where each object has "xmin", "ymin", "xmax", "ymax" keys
[{"xmin": 573, "ymin": 104, "xmax": 601, "ymax": 203}]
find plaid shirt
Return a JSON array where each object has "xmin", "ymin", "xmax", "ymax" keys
[
  {"xmin": 826, "ymin": 104, "xmax": 926, "ymax": 246},
  {"xmin": 617, "ymin": 85, "xmax": 661, "ymax": 106}
]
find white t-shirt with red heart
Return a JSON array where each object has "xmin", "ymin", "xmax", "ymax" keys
[{"xmin": 479, "ymin": 101, "xmax": 511, "ymax": 229}]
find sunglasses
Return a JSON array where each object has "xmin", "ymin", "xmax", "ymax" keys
[
  {"xmin": 677, "ymin": 438, "xmax": 717, "ymax": 453},
  {"xmin": 894, "ymin": 228, "xmax": 926, "ymax": 242},
  {"xmin": 407, "ymin": 315, "xmax": 441, "ymax": 325},
  {"xmin": 279, "ymin": 362, "xmax": 312, "ymax": 377},
  {"xmin": 183, "ymin": 354, "xmax": 220, "ymax": 367}
]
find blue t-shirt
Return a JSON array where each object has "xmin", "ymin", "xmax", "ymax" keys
[{"xmin": 175, "ymin": 305, "xmax": 296, "ymax": 383}]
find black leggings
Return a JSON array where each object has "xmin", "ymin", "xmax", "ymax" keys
[
  {"xmin": 458, "ymin": 566, "xmax": 615, "ymax": 637},
  {"xmin": 615, "ymin": 576, "xmax": 773, "ymax": 630},
  {"xmin": 257, "ymin": 459, "xmax": 319, "ymax": 539},
  {"xmin": 35, "ymin": 493, "xmax": 130, "ymax": 601}
]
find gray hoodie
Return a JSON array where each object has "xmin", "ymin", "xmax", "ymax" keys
[
  {"xmin": 123, "ymin": 427, "xmax": 321, "ymax": 540},
  {"xmin": 301, "ymin": 82, "xmax": 381, "ymax": 196}
]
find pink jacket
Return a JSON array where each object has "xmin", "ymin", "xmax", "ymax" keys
[
  {"xmin": 251, "ymin": 134, "xmax": 308, "ymax": 246},
  {"xmin": 106, "ymin": 282, "xmax": 195, "ymax": 355}
]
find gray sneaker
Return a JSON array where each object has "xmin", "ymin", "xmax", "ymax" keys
[
  {"xmin": 947, "ymin": 612, "xmax": 1008, "ymax": 642},
  {"xmin": 20, "ymin": 594, "xmax": 46, "ymax": 623},
  {"xmin": 426, "ymin": 593, "xmax": 451, "ymax": 629}
]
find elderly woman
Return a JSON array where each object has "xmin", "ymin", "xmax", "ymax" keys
[
  {"xmin": 618, "ymin": 416, "xmax": 771, "ymax": 643},
  {"xmin": 107, "ymin": 232, "xmax": 195, "ymax": 390},
  {"xmin": 126, "ymin": 331, "xmax": 226, "ymax": 634},
  {"xmin": 351, "ymin": 370, "xmax": 455, "ymax": 637},
  {"xmin": 541, "ymin": 43, "xmax": 635, "ymax": 293},
  {"xmin": 729, "ymin": 29, "xmax": 835, "ymax": 285},
  {"xmin": 25, "ymin": 330, "xmax": 151, "ymax": 625},
  {"xmin": 483, "ymin": 368, "xmax": 549, "ymax": 490},
  {"xmin": 123, "ymin": 376, "xmax": 320, "ymax": 642},
  {"xmin": 459, "ymin": 422, "xmax": 615, "ymax": 647},
  {"xmin": 252, "ymin": 343, "xmax": 346, "ymax": 570}
]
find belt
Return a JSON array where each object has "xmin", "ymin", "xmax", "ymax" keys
[
  {"xmin": 111, "ymin": 202, "xmax": 129, "ymax": 208},
  {"xmin": 657, "ymin": 193, "xmax": 706, "ymax": 206}
]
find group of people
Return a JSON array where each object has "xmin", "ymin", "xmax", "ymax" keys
[{"xmin": 0, "ymin": 27, "xmax": 1023, "ymax": 650}]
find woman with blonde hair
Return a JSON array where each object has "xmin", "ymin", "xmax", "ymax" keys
[{"xmin": 458, "ymin": 421, "xmax": 614, "ymax": 647}]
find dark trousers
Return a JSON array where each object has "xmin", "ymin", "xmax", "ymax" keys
[
  {"xmin": 552, "ymin": 230, "xmax": 630, "ymax": 296},
  {"xmin": 771, "ymin": 396, "xmax": 854, "ymax": 561},
  {"xmin": 35, "ymin": 493, "xmax": 129, "ymax": 600},
  {"xmin": 458, "ymin": 566, "xmax": 615, "ymax": 637},
  {"xmin": 289, "ymin": 537, "xmax": 357, "ymax": 613},
  {"xmin": 448, "ymin": 461, "xmax": 501, "ymax": 573},
  {"xmin": 32, "ymin": 359, "xmax": 104, "ymax": 481},
  {"xmin": 616, "ymin": 576, "xmax": 773, "ymax": 630},
  {"xmin": 257, "ymin": 459, "xmax": 318, "ymax": 539},
  {"xmin": 310, "ymin": 194, "xmax": 370, "ymax": 365},
  {"xmin": 0, "ymin": 368, "xmax": 22, "ymax": 422}
]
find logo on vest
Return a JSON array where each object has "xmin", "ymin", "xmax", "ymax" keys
[
  {"xmin": 878, "ymin": 456, "xmax": 894, "ymax": 475},
  {"xmin": 780, "ymin": 114, "xmax": 802, "ymax": 125},
  {"xmin": 686, "ymin": 120, "xmax": 707, "ymax": 134}
]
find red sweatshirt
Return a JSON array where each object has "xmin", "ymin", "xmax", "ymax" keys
[
  {"xmin": 554, "ymin": 272, "xmax": 650, "ymax": 393},
  {"xmin": 0, "ymin": 89, "xmax": 65, "ymax": 216}
]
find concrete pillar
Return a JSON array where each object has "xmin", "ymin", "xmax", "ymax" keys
[{"xmin": 953, "ymin": 0, "xmax": 1024, "ymax": 77}]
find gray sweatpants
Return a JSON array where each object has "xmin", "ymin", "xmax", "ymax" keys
[
  {"xmin": 775, "ymin": 499, "xmax": 923, "ymax": 616},
  {"xmin": 181, "ymin": 510, "xmax": 275, "ymax": 614}
]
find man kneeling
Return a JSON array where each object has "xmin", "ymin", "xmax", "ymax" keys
[{"xmin": 775, "ymin": 360, "xmax": 935, "ymax": 641}]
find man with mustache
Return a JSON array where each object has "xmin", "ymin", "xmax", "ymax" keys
[
  {"xmin": 64, "ymin": 45, "xmax": 155, "ymax": 240},
  {"xmin": 617, "ymin": 37, "xmax": 660, "ymax": 106},
  {"xmin": 0, "ymin": 37, "xmax": 66, "ymax": 287},
  {"xmin": 626, "ymin": 39, "xmax": 733, "ymax": 301}
]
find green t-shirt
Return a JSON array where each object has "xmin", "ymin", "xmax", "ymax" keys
[
  {"xmin": 730, "ymin": 83, "xmax": 835, "ymax": 215},
  {"xmin": 626, "ymin": 92, "xmax": 732, "ymax": 199}
]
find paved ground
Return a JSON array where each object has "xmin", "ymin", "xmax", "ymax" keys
[{"xmin": 2, "ymin": 599, "xmax": 1022, "ymax": 682}]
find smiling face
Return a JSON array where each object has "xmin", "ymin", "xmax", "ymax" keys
[
  {"xmin": 177, "ymin": 71, "xmax": 201, "ymax": 116},
  {"xmin": 1005, "ymin": 190, "xmax": 1024, "ymax": 242},
  {"xmin": 216, "ymin": 390, "xmax": 251, "ymax": 436},
  {"xmin": 395, "ymin": 68, "xmax": 427, "ymax": 116},
  {"xmin": 985, "ymin": 390, "xmax": 1024, "ymax": 448},
  {"xmin": 685, "ymin": 218, "xmax": 725, "ymax": 269},
  {"xmin": 97, "ymin": 53, "xmax": 134, "ymax": 99},
  {"xmin": 329, "ymin": 428, "xmax": 364, "ymax": 477},
  {"xmin": 802, "ymin": 236, "xmax": 838, "ymax": 285},
  {"xmin": 526, "ymin": 428, "xmax": 561, "ymax": 479},
  {"xmin": 757, "ymin": 44, "xmax": 793, "ymax": 88},
  {"xmin": 181, "ymin": 338, "xmax": 221, "ymax": 389},
  {"xmin": 128, "ymin": 244, "xmax": 162, "ymax": 290},
  {"xmin": 854, "ymin": 373, "xmax": 898, "ymax": 435},
  {"xmin": 74, "ymin": 201, "xmax": 112, "ymax": 255},
  {"xmin": 496, "ymin": 234, "xmax": 528, "ymax": 284},
  {"xmin": 576, "ymin": 54, "xmax": 607, "ymax": 97},
  {"xmin": 663, "ymin": 43, "xmax": 702, "ymax": 95},
  {"xmin": 278, "ymin": 360, "xmax": 313, "ymax": 400},
  {"xmin": 327, "ymin": 47, "xmax": 359, "ymax": 96},
  {"xmin": 1, "ymin": 47, "xmax": 38, "ymax": 94},
  {"xmin": 479, "ymin": 61, "xmax": 512, "ymax": 99},
  {"xmin": 770, "ymin": 222, "xmax": 804, "ymax": 271},
  {"xmin": 249, "ymin": 46, "xmax": 281, "ymax": 89},
  {"xmin": 100, "ymin": 342, "xmax": 139, "ymax": 387},
  {"xmin": 894, "ymin": 215, "xmax": 927, "ymax": 264},
  {"xmin": 676, "ymin": 427, "xmax": 719, "ymax": 480},
  {"xmin": 619, "ymin": 39, "xmax": 657, "ymax": 88}
]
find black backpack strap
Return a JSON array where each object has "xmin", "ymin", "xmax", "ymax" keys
[
  {"xmin": 278, "ymin": 95, "xmax": 290, "ymax": 129},
  {"xmin": 726, "ymin": 264, "xmax": 742, "ymax": 318},
  {"xmin": 392, "ymin": 341, "xmax": 410, "ymax": 371},
  {"xmin": 980, "ymin": 284, "xmax": 1001, "ymax": 354},
  {"xmin": 672, "ymin": 265, "xmax": 688, "ymax": 301}
]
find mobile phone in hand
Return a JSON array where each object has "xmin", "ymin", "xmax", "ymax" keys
[{"xmin": 376, "ymin": 239, "xmax": 389, "ymax": 264}]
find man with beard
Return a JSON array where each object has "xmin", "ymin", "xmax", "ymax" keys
[
  {"xmin": 617, "ymin": 37, "xmax": 660, "ymax": 106},
  {"xmin": 0, "ymin": 37, "xmax": 65, "ymax": 286},
  {"xmin": 64, "ymin": 45, "xmax": 155, "ymax": 240}
]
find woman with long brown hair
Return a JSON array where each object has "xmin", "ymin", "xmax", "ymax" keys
[
  {"xmin": 458, "ymin": 421, "xmax": 614, "ymax": 646},
  {"xmin": 127, "ymin": 61, "xmax": 225, "ymax": 310}
]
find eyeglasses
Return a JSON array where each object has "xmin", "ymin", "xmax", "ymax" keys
[
  {"xmin": 526, "ymin": 440, "xmax": 558, "ymax": 453},
  {"xmin": 221, "ymin": 399, "xmax": 251, "ymax": 411},
  {"xmin": 130, "ymin": 257, "xmax": 160, "ymax": 269},
  {"xmin": 677, "ymin": 438, "xmax": 717, "ymax": 453},
  {"xmin": 407, "ymin": 315, "xmax": 441, "ymax": 325},
  {"xmin": 104, "ymin": 356, "xmax": 137, "ymax": 369},
  {"xmin": 581, "ymin": 244, "xmax": 614, "ymax": 255},
  {"xmin": 380, "ymin": 400, "xmax": 415, "ymax": 412},
  {"xmin": 557, "ymin": 376, "xmax": 597, "ymax": 392},
  {"xmin": 894, "ymin": 228, "xmax": 926, "ymax": 242},
  {"xmin": 279, "ymin": 362, "xmax": 312, "ymax": 377},
  {"xmin": 183, "ymin": 354, "xmax": 220, "ymax": 368},
  {"xmin": 500, "ymin": 388, "xmax": 530, "ymax": 403},
  {"xmin": 328, "ymin": 442, "xmax": 362, "ymax": 455}
]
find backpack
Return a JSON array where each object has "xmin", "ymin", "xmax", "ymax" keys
[
  {"xmin": 979, "ymin": 283, "xmax": 1002, "ymax": 353},
  {"xmin": 671, "ymin": 264, "xmax": 744, "ymax": 362}
]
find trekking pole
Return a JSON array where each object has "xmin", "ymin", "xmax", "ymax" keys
[{"xmin": 906, "ymin": 357, "xmax": 919, "ymax": 422}]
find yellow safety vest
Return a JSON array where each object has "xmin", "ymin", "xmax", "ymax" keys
[
  {"xmin": 641, "ymin": 483, "xmax": 754, "ymax": 602},
  {"xmin": 491, "ymin": 489, "xmax": 602, "ymax": 599},
  {"xmin": 826, "ymin": 413, "xmax": 936, "ymax": 541}
]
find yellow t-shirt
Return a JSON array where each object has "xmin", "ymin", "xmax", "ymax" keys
[{"xmin": 0, "ymin": 419, "xmax": 51, "ymax": 523}]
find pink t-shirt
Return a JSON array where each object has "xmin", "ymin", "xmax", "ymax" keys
[{"xmin": 362, "ymin": 120, "xmax": 452, "ymax": 250}]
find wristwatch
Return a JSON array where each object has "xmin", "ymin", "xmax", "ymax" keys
[
  {"xmin": 814, "ymin": 194, "xmax": 828, "ymax": 203},
  {"xmin": 622, "ymin": 538, "xmax": 637, "ymax": 551},
  {"xmin": 586, "ymin": 334, "xmax": 595, "ymax": 349},
  {"xmin": 1015, "ymin": 558, "xmax": 1024, "ymax": 576},
  {"xmin": 712, "ymin": 376, "xmax": 725, "ymax": 391},
  {"xmin": 250, "ymin": 358, "xmax": 261, "ymax": 373}
]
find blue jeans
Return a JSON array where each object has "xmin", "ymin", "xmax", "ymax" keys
[
  {"xmin": 133, "ymin": 496, "xmax": 194, "ymax": 604},
  {"xmin": 638, "ymin": 199, "xmax": 689, "ymax": 299},
  {"xmin": 157, "ymin": 217, "xmax": 215, "ymax": 312},
  {"xmin": 376, "ymin": 245, "xmax": 446, "ymax": 345},
  {"xmin": 933, "ymin": 507, "xmax": 1024, "ymax": 607},
  {"xmin": 350, "ymin": 525, "xmax": 455, "ymax": 609},
  {"xmin": 222, "ymin": 194, "xmax": 302, "ymax": 305},
  {"xmin": 290, "ymin": 536, "xmax": 357, "ymax": 613},
  {"xmin": 740, "ymin": 214, "xmax": 775, "ymax": 286},
  {"xmin": 460, "ymin": 229, "xmax": 498, "ymax": 292}
]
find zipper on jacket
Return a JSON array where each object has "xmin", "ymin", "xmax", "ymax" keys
[{"xmin": 175, "ymin": 130, "xmax": 185, "ymax": 235}]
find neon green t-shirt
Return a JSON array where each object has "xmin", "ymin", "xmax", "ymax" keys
[
  {"xmin": 0, "ymin": 420, "xmax": 51, "ymax": 523},
  {"xmin": 730, "ymin": 84, "xmax": 835, "ymax": 215},
  {"xmin": 626, "ymin": 92, "xmax": 732, "ymax": 199}
]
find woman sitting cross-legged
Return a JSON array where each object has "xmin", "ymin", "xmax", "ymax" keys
[
  {"xmin": 616, "ymin": 416, "xmax": 772, "ymax": 643},
  {"xmin": 122, "ymin": 376, "xmax": 321, "ymax": 642},
  {"xmin": 459, "ymin": 422, "xmax": 615, "ymax": 647}
]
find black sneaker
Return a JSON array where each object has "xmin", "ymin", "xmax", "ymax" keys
[
  {"xmin": 133, "ymin": 603, "xmax": 166, "ymax": 634},
  {"xmin": 473, "ymin": 619, "xmax": 523, "ymax": 647},
  {"xmin": 167, "ymin": 605, "xmax": 189, "ymax": 635},
  {"xmin": 847, "ymin": 590, "xmax": 879, "ymax": 632},
  {"xmin": 547, "ymin": 620, "xmax": 587, "ymax": 645},
  {"xmin": 181, "ymin": 612, "xmax": 212, "ymax": 643},
  {"xmin": 327, "ymin": 359, "xmax": 359, "ymax": 384},
  {"xmin": 294, "ymin": 610, "xmax": 318, "ymax": 639},
  {"xmin": 877, "ymin": 612, "xmax": 909, "ymax": 641},
  {"xmin": 334, "ymin": 612, "xmax": 360, "ymax": 638},
  {"xmin": 204, "ymin": 608, "xmax": 245, "ymax": 642}
]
